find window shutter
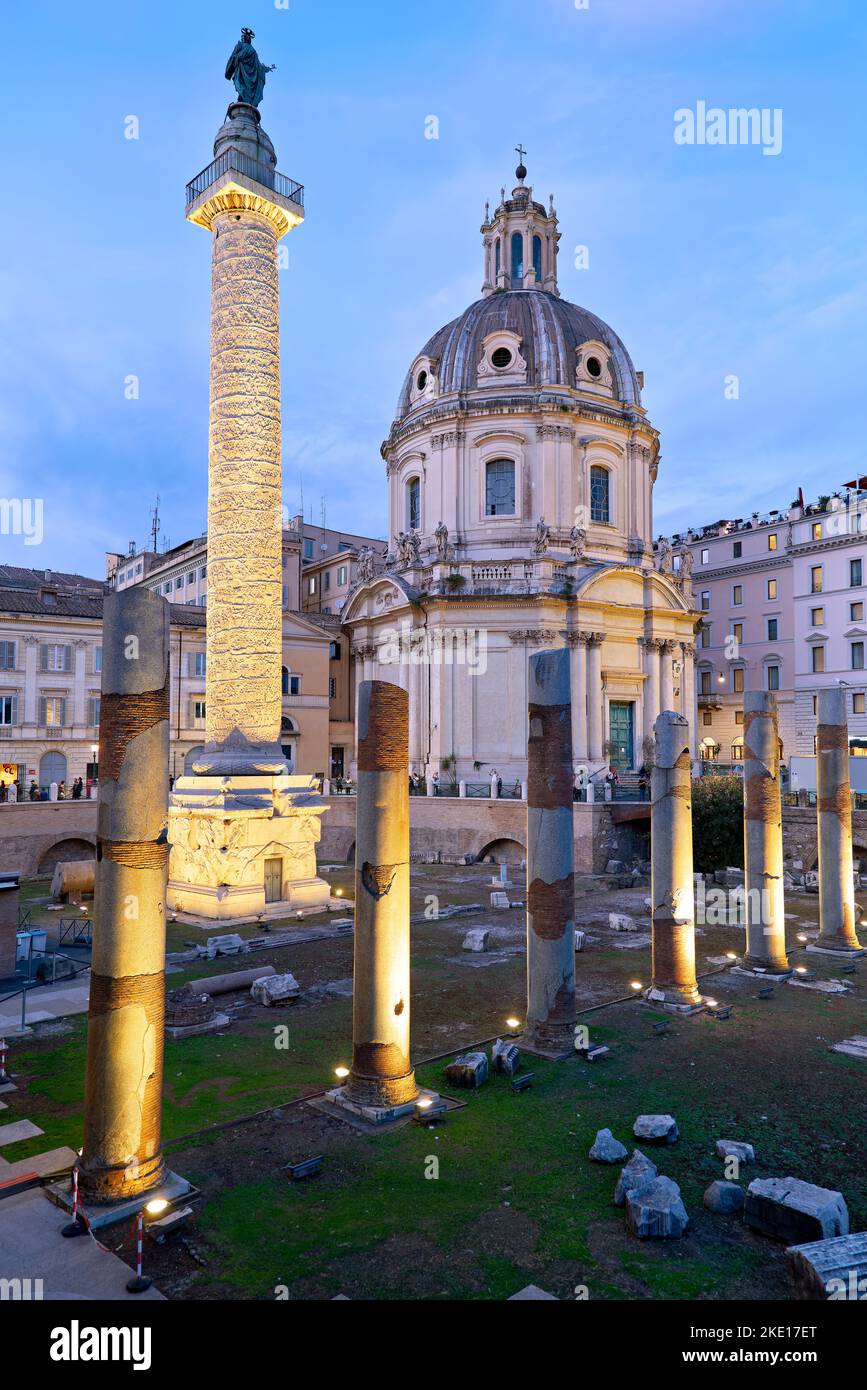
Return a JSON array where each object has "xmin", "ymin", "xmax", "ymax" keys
[
  {"xmin": 39, "ymin": 644, "xmax": 49, "ymax": 672},
  {"xmin": 38, "ymin": 695, "xmax": 47, "ymax": 724},
  {"xmin": 63, "ymin": 645, "xmax": 72, "ymax": 673},
  {"xmin": 59, "ymin": 697, "xmax": 67, "ymax": 725}
]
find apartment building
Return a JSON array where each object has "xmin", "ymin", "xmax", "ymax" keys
[
  {"xmin": 296, "ymin": 518, "xmax": 387, "ymax": 617},
  {"xmin": 663, "ymin": 482, "xmax": 867, "ymax": 783},
  {"xmin": 679, "ymin": 512, "xmax": 795, "ymax": 768},
  {"xmin": 788, "ymin": 486, "xmax": 867, "ymax": 766},
  {"xmin": 0, "ymin": 566, "xmax": 208, "ymax": 793}
]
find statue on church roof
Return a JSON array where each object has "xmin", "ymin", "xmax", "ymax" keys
[
  {"xmin": 533, "ymin": 517, "xmax": 550, "ymax": 556},
  {"xmin": 656, "ymin": 536, "xmax": 673, "ymax": 573},
  {"xmin": 358, "ymin": 546, "xmax": 376, "ymax": 583},
  {"xmin": 569, "ymin": 523, "xmax": 586, "ymax": 561},
  {"xmin": 225, "ymin": 28, "xmax": 276, "ymax": 108},
  {"xmin": 435, "ymin": 520, "xmax": 449, "ymax": 560}
]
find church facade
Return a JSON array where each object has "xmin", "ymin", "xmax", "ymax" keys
[{"xmin": 342, "ymin": 162, "xmax": 699, "ymax": 785}]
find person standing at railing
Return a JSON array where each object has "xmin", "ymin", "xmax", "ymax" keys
[{"xmin": 29, "ymin": 781, "xmax": 38, "ymax": 801}]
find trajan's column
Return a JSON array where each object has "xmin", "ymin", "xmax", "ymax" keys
[{"xmin": 167, "ymin": 30, "xmax": 330, "ymax": 920}]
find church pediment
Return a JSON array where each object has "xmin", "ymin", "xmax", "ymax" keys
[
  {"xmin": 341, "ymin": 576, "xmax": 412, "ymax": 625},
  {"xmin": 576, "ymin": 564, "xmax": 693, "ymax": 613}
]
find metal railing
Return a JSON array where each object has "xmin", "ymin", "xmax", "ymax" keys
[
  {"xmin": 0, "ymin": 950, "xmax": 91, "ymax": 1032},
  {"xmin": 58, "ymin": 917, "xmax": 93, "ymax": 947},
  {"xmin": 185, "ymin": 150, "xmax": 304, "ymax": 209}
]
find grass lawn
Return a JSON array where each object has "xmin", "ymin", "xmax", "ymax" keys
[{"xmin": 3, "ymin": 865, "xmax": 865, "ymax": 1300}]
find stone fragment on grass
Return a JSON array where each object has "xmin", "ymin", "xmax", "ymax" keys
[
  {"xmin": 715, "ymin": 1139, "xmax": 755, "ymax": 1164},
  {"xmin": 462, "ymin": 928, "xmax": 490, "ymax": 952},
  {"xmin": 785, "ymin": 1232, "xmax": 867, "ymax": 1300},
  {"xmin": 704, "ymin": 1180, "xmax": 745, "ymax": 1214},
  {"xmin": 205, "ymin": 933, "xmax": 247, "ymax": 958},
  {"xmin": 491, "ymin": 1038, "xmax": 520, "ymax": 1076},
  {"xmin": 626, "ymin": 1176, "xmax": 689, "ymax": 1238},
  {"xmin": 444, "ymin": 1051, "xmax": 489, "ymax": 1088},
  {"xmin": 633, "ymin": 1113, "xmax": 679, "ymax": 1144},
  {"xmin": 609, "ymin": 912, "xmax": 637, "ymax": 932},
  {"xmin": 251, "ymin": 972, "xmax": 300, "ymax": 1005},
  {"xmin": 614, "ymin": 1149, "xmax": 658, "ymax": 1206},
  {"xmin": 744, "ymin": 1177, "xmax": 849, "ymax": 1243},
  {"xmin": 589, "ymin": 1128, "xmax": 628, "ymax": 1164}
]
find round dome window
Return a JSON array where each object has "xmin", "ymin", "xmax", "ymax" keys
[
  {"xmin": 586, "ymin": 355, "xmax": 603, "ymax": 379},
  {"xmin": 416, "ymin": 369, "xmax": 428, "ymax": 391},
  {"xmin": 491, "ymin": 347, "xmax": 513, "ymax": 369}
]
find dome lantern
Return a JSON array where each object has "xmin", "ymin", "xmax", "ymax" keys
[{"xmin": 481, "ymin": 148, "xmax": 560, "ymax": 298}]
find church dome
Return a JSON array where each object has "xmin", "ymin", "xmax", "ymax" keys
[{"xmin": 395, "ymin": 289, "xmax": 641, "ymax": 421}]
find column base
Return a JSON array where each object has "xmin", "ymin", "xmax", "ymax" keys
[
  {"xmin": 806, "ymin": 941, "xmax": 866, "ymax": 958},
  {"xmin": 735, "ymin": 959, "xmax": 793, "ymax": 978},
  {"xmin": 48, "ymin": 1169, "xmax": 194, "ymax": 1232},
  {"xmin": 515, "ymin": 1034, "xmax": 575, "ymax": 1061},
  {"xmin": 77, "ymin": 1152, "xmax": 165, "ymax": 1206},
  {"xmin": 167, "ymin": 772, "xmax": 330, "ymax": 921},
  {"xmin": 319, "ymin": 1083, "xmax": 438, "ymax": 1131},
  {"xmin": 642, "ymin": 986, "xmax": 705, "ymax": 1015}
]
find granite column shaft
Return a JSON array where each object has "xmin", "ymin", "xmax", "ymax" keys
[{"xmin": 526, "ymin": 648, "xmax": 577, "ymax": 1049}]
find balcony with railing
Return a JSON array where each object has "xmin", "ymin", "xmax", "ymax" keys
[
  {"xmin": 385, "ymin": 556, "xmax": 577, "ymax": 600},
  {"xmin": 185, "ymin": 150, "xmax": 304, "ymax": 210}
]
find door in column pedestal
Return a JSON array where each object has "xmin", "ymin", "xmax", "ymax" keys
[
  {"xmin": 264, "ymin": 858, "xmax": 283, "ymax": 904},
  {"xmin": 608, "ymin": 702, "xmax": 634, "ymax": 768}
]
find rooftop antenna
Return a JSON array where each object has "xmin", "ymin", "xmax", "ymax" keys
[
  {"xmin": 299, "ymin": 471, "xmax": 304, "ymax": 526},
  {"xmin": 320, "ymin": 496, "xmax": 326, "ymax": 527},
  {"xmin": 150, "ymin": 495, "xmax": 160, "ymax": 553}
]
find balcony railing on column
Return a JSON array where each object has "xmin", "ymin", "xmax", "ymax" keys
[{"xmin": 185, "ymin": 150, "xmax": 305, "ymax": 209}]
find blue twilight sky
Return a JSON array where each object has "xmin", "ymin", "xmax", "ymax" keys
[{"xmin": 3, "ymin": 0, "xmax": 867, "ymax": 576}]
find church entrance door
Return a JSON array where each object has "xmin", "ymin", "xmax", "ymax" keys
[{"xmin": 608, "ymin": 702, "xmax": 634, "ymax": 768}]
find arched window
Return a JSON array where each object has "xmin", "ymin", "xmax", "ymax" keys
[
  {"xmin": 590, "ymin": 465, "xmax": 610, "ymax": 524},
  {"xmin": 510, "ymin": 232, "xmax": 523, "ymax": 289},
  {"xmin": 485, "ymin": 459, "xmax": 516, "ymax": 517},
  {"xmin": 532, "ymin": 235, "xmax": 542, "ymax": 282},
  {"xmin": 494, "ymin": 238, "xmax": 501, "ymax": 278},
  {"xmin": 406, "ymin": 477, "xmax": 420, "ymax": 531},
  {"xmin": 281, "ymin": 666, "xmax": 289, "ymax": 696}
]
